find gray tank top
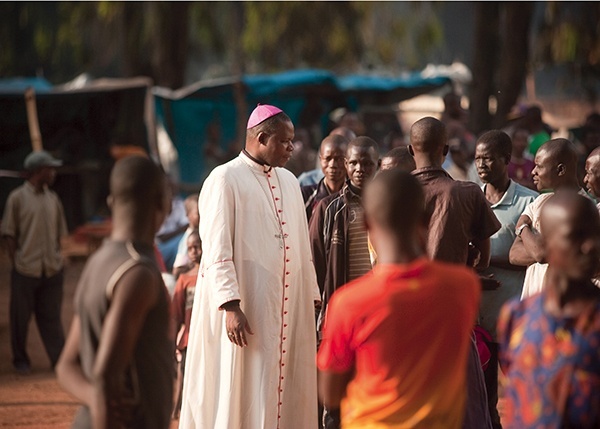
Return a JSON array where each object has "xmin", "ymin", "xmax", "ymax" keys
[{"xmin": 72, "ymin": 240, "xmax": 173, "ymax": 429}]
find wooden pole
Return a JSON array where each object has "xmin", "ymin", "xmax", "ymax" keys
[{"xmin": 24, "ymin": 87, "xmax": 43, "ymax": 152}]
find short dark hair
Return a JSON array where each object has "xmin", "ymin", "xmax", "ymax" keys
[
  {"xmin": 538, "ymin": 138, "xmax": 577, "ymax": 168},
  {"xmin": 381, "ymin": 146, "xmax": 416, "ymax": 172},
  {"xmin": 410, "ymin": 117, "xmax": 447, "ymax": 154},
  {"xmin": 347, "ymin": 136, "xmax": 379, "ymax": 156},
  {"xmin": 477, "ymin": 130, "xmax": 512, "ymax": 159}
]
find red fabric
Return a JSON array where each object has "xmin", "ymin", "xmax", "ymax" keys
[
  {"xmin": 154, "ymin": 245, "xmax": 167, "ymax": 272},
  {"xmin": 171, "ymin": 271, "xmax": 197, "ymax": 350}
]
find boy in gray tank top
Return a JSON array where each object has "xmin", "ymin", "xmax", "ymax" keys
[{"xmin": 56, "ymin": 156, "xmax": 174, "ymax": 429}]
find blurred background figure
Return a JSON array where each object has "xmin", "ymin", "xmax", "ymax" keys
[
  {"xmin": 285, "ymin": 127, "xmax": 317, "ymax": 177},
  {"xmin": 507, "ymin": 127, "xmax": 536, "ymax": 190},
  {"xmin": 171, "ymin": 229, "xmax": 201, "ymax": 419},
  {"xmin": 155, "ymin": 177, "xmax": 188, "ymax": 272},
  {"xmin": 379, "ymin": 146, "xmax": 416, "ymax": 172},
  {"xmin": 521, "ymin": 105, "xmax": 553, "ymax": 157},
  {"xmin": 2, "ymin": 151, "xmax": 67, "ymax": 374}
]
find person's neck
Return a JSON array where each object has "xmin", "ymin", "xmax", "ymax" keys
[
  {"xmin": 27, "ymin": 177, "xmax": 45, "ymax": 193},
  {"xmin": 554, "ymin": 179, "xmax": 581, "ymax": 192},
  {"xmin": 243, "ymin": 148, "xmax": 266, "ymax": 166},
  {"xmin": 347, "ymin": 180, "xmax": 362, "ymax": 196},
  {"xmin": 543, "ymin": 269, "xmax": 600, "ymax": 318},
  {"xmin": 110, "ymin": 209, "xmax": 156, "ymax": 247},
  {"xmin": 413, "ymin": 153, "xmax": 443, "ymax": 170},
  {"xmin": 375, "ymin": 236, "xmax": 424, "ymax": 265},
  {"xmin": 485, "ymin": 175, "xmax": 511, "ymax": 204},
  {"xmin": 324, "ymin": 177, "xmax": 344, "ymax": 194}
]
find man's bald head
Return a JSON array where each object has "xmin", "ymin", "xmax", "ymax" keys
[
  {"xmin": 540, "ymin": 191, "xmax": 600, "ymax": 280},
  {"xmin": 110, "ymin": 155, "xmax": 166, "ymax": 206},
  {"xmin": 537, "ymin": 138, "xmax": 577, "ymax": 169},
  {"xmin": 364, "ymin": 169, "xmax": 425, "ymax": 238},
  {"xmin": 532, "ymin": 138, "xmax": 579, "ymax": 191},
  {"xmin": 320, "ymin": 134, "xmax": 349, "ymax": 155},
  {"xmin": 409, "ymin": 117, "xmax": 448, "ymax": 155},
  {"xmin": 589, "ymin": 146, "xmax": 600, "ymax": 159}
]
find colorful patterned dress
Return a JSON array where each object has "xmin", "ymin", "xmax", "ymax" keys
[{"xmin": 498, "ymin": 294, "xmax": 600, "ymax": 428}]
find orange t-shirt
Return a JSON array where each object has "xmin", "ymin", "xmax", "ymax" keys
[{"xmin": 317, "ymin": 258, "xmax": 480, "ymax": 428}]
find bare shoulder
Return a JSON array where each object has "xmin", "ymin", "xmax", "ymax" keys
[{"xmin": 111, "ymin": 262, "xmax": 163, "ymax": 310}]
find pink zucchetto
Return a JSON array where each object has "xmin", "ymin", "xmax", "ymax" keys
[{"xmin": 246, "ymin": 104, "xmax": 284, "ymax": 129}]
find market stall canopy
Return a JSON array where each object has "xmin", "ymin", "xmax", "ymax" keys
[
  {"xmin": 0, "ymin": 76, "xmax": 155, "ymax": 229},
  {"xmin": 154, "ymin": 68, "xmax": 451, "ymax": 186}
]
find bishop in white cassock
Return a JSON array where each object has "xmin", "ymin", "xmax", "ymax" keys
[{"xmin": 179, "ymin": 105, "xmax": 321, "ymax": 429}]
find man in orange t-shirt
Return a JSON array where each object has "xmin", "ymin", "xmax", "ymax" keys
[{"xmin": 317, "ymin": 169, "xmax": 480, "ymax": 428}]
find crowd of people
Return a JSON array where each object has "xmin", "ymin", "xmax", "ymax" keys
[{"xmin": 3, "ymin": 97, "xmax": 600, "ymax": 429}]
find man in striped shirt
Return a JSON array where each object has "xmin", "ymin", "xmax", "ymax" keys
[{"xmin": 308, "ymin": 136, "xmax": 380, "ymax": 428}]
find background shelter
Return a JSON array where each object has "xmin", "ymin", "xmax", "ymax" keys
[
  {"xmin": 154, "ymin": 68, "xmax": 451, "ymax": 188},
  {"xmin": 0, "ymin": 77, "xmax": 156, "ymax": 230}
]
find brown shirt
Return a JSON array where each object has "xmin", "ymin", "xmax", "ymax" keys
[{"xmin": 412, "ymin": 167, "xmax": 501, "ymax": 265}]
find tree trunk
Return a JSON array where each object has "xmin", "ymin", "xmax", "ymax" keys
[
  {"xmin": 469, "ymin": 2, "xmax": 500, "ymax": 135},
  {"xmin": 493, "ymin": 2, "xmax": 535, "ymax": 129},
  {"xmin": 150, "ymin": 2, "xmax": 190, "ymax": 89},
  {"xmin": 121, "ymin": 3, "xmax": 147, "ymax": 78},
  {"xmin": 231, "ymin": 2, "xmax": 247, "ymax": 147}
]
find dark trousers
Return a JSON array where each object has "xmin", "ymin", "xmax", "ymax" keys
[
  {"xmin": 484, "ymin": 342, "xmax": 502, "ymax": 429},
  {"xmin": 10, "ymin": 269, "xmax": 65, "ymax": 369}
]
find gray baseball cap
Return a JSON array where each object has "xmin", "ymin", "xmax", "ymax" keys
[{"xmin": 24, "ymin": 150, "xmax": 62, "ymax": 171}]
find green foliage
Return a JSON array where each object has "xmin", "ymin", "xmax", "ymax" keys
[{"xmin": 242, "ymin": 2, "xmax": 365, "ymax": 70}]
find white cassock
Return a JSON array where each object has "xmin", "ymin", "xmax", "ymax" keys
[{"xmin": 179, "ymin": 151, "xmax": 320, "ymax": 429}]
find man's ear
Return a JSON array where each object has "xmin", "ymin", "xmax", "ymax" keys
[
  {"xmin": 106, "ymin": 194, "xmax": 114, "ymax": 210},
  {"xmin": 257, "ymin": 131, "xmax": 269, "ymax": 145},
  {"xmin": 408, "ymin": 145, "xmax": 415, "ymax": 157},
  {"xmin": 556, "ymin": 163, "xmax": 566, "ymax": 176}
]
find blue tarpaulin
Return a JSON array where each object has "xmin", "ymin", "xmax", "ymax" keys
[{"xmin": 154, "ymin": 69, "xmax": 451, "ymax": 185}]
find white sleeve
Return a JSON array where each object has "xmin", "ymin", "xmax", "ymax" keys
[{"xmin": 199, "ymin": 170, "xmax": 241, "ymax": 310}]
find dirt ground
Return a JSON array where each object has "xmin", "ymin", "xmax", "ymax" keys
[
  {"xmin": 0, "ymin": 238, "xmax": 506, "ymax": 428},
  {"xmin": 0, "ymin": 247, "xmax": 82, "ymax": 428},
  {"xmin": 0, "ymin": 243, "xmax": 179, "ymax": 429}
]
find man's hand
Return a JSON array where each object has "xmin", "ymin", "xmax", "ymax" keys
[{"xmin": 224, "ymin": 303, "xmax": 254, "ymax": 347}]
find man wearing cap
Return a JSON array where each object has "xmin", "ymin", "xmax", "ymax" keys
[
  {"xmin": 1, "ymin": 150, "xmax": 68, "ymax": 374},
  {"xmin": 179, "ymin": 105, "xmax": 320, "ymax": 428}
]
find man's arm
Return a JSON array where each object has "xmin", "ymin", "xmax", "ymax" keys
[
  {"xmin": 56, "ymin": 315, "xmax": 94, "ymax": 406},
  {"xmin": 516, "ymin": 215, "xmax": 545, "ymax": 262},
  {"xmin": 2, "ymin": 235, "xmax": 16, "ymax": 262},
  {"xmin": 509, "ymin": 237, "xmax": 535, "ymax": 266},
  {"xmin": 509, "ymin": 215, "xmax": 544, "ymax": 265},
  {"xmin": 471, "ymin": 237, "xmax": 491, "ymax": 269},
  {"xmin": 318, "ymin": 369, "xmax": 353, "ymax": 409},
  {"xmin": 91, "ymin": 265, "xmax": 160, "ymax": 429}
]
